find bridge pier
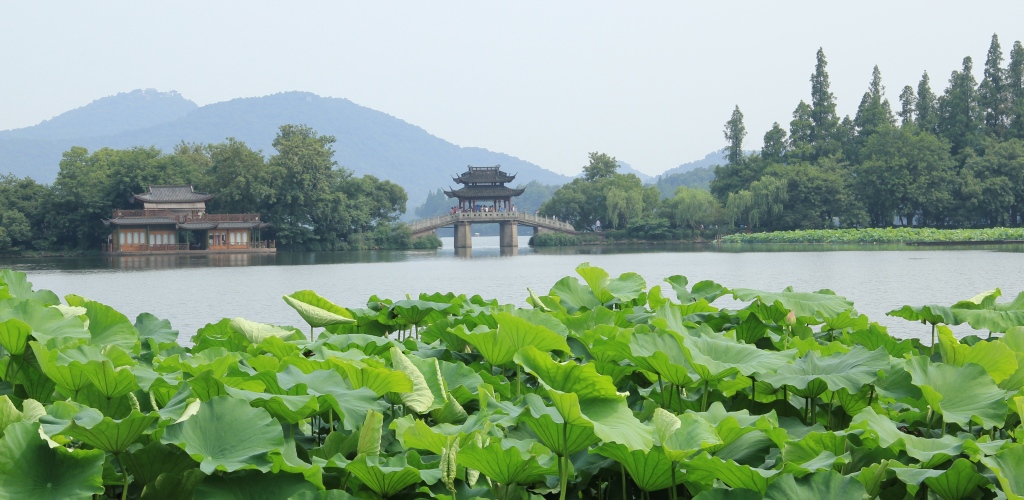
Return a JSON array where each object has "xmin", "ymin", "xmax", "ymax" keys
[
  {"xmin": 453, "ymin": 222, "xmax": 472, "ymax": 249},
  {"xmin": 499, "ymin": 221, "xmax": 518, "ymax": 248}
]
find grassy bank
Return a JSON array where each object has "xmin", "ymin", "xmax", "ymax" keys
[{"xmin": 721, "ymin": 227, "xmax": 1024, "ymax": 244}]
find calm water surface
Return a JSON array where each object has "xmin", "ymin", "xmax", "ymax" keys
[{"xmin": 7, "ymin": 237, "xmax": 1024, "ymax": 344}]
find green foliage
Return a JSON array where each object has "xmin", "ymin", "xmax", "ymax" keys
[
  {"xmin": 723, "ymin": 226, "xmax": 1024, "ymax": 243},
  {"xmin": 1, "ymin": 265, "xmax": 1023, "ymax": 498}
]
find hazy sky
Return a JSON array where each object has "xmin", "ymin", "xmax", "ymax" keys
[{"xmin": 3, "ymin": 2, "xmax": 1024, "ymax": 176}]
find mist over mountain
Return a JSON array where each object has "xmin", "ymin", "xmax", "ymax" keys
[
  {"xmin": 0, "ymin": 91, "xmax": 572, "ymax": 207},
  {"xmin": 658, "ymin": 149, "xmax": 727, "ymax": 177}
]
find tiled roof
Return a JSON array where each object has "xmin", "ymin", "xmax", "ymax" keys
[
  {"xmin": 177, "ymin": 222, "xmax": 218, "ymax": 230},
  {"xmin": 215, "ymin": 222, "xmax": 265, "ymax": 229},
  {"xmin": 106, "ymin": 217, "xmax": 179, "ymax": 226},
  {"xmin": 444, "ymin": 186, "xmax": 525, "ymax": 198},
  {"xmin": 134, "ymin": 185, "xmax": 214, "ymax": 203},
  {"xmin": 453, "ymin": 165, "xmax": 516, "ymax": 185}
]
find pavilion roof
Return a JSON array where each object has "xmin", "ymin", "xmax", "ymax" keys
[
  {"xmin": 452, "ymin": 165, "xmax": 516, "ymax": 185},
  {"xmin": 104, "ymin": 217, "xmax": 179, "ymax": 226},
  {"xmin": 134, "ymin": 185, "xmax": 214, "ymax": 203},
  {"xmin": 444, "ymin": 185, "xmax": 525, "ymax": 199}
]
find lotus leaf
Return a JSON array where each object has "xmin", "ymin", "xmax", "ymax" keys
[
  {"xmin": 345, "ymin": 453, "xmax": 436, "ymax": 498},
  {"xmin": 937, "ymin": 326, "xmax": 1018, "ymax": 383},
  {"xmin": 731, "ymin": 287, "xmax": 855, "ymax": 321},
  {"xmin": 134, "ymin": 312, "xmax": 179, "ymax": 346},
  {"xmin": 592, "ymin": 442, "xmax": 683, "ymax": 492},
  {"xmin": 0, "ymin": 421, "xmax": 105, "ymax": 499},
  {"xmin": 283, "ymin": 290, "xmax": 355, "ymax": 330},
  {"xmin": 273, "ymin": 365, "xmax": 383, "ymax": 430},
  {"xmin": 455, "ymin": 312, "xmax": 570, "ymax": 367},
  {"xmin": 980, "ymin": 443, "xmax": 1024, "ymax": 499},
  {"xmin": 389, "ymin": 347, "xmax": 435, "ymax": 413},
  {"xmin": 575, "ymin": 263, "xmax": 647, "ymax": 305},
  {"xmin": 682, "ymin": 329, "xmax": 796, "ymax": 382},
  {"xmin": 229, "ymin": 317, "xmax": 300, "ymax": 345},
  {"xmin": 56, "ymin": 407, "xmax": 159, "ymax": 453},
  {"xmin": 762, "ymin": 470, "xmax": 866, "ymax": 500},
  {"xmin": 683, "ymin": 452, "xmax": 779, "ymax": 493},
  {"xmin": 161, "ymin": 396, "xmax": 285, "ymax": 474},
  {"xmin": 514, "ymin": 346, "xmax": 653, "ymax": 451},
  {"xmin": 457, "ymin": 438, "xmax": 558, "ymax": 487},
  {"xmin": 193, "ymin": 470, "xmax": 318, "ymax": 499},
  {"xmin": 548, "ymin": 276, "xmax": 601, "ymax": 313},
  {"xmin": 665, "ymin": 275, "xmax": 727, "ymax": 304},
  {"xmin": 761, "ymin": 346, "xmax": 888, "ymax": 397},
  {"xmin": 0, "ymin": 317, "xmax": 30, "ymax": 355},
  {"xmin": 850, "ymin": 407, "xmax": 963, "ymax": 467},
  {"xmin": 0, "ymin": 299, "xmax": 89, "ymax": 347},
  {"xmin": 0, "ymin": 270, "xmax": 60, "ymax": 305},
  {"xmin": 65, "ymin": 295, "xmax": 140, "ymax": 353},
  {"xmin": 906, "ymin": 355, "xmax": 1008, "ymax": 429}
]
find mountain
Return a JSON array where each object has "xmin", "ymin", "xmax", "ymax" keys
[
  {"xmin": 658, "ymin": 149, "xmax": 727, "ymax": 177},
  {"xmin": 615, "ymin": 161, "xmax": 654, "ymax": 182},
  {"xmin": 0, "ymin": 91, "xmax": 572, "ymax": 207}
]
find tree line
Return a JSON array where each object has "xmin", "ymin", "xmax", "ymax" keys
[
  {"xmin": 713, "ymin": 34, "xmax": 1024, "ymax": 230},
  {"xmin": 0, "ymin": 124, "xmax": 425, "ymax": 252}
]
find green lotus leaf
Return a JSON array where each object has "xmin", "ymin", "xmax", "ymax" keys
[
  {"xmin": 391, "ymin": 413, "xmax": 486, "ymax": 455},
  {"xmin": 229, "ymin": 318, "xmax": 301, "ymax": 345},
  {"xmin": 323, "ymin": 334, "xmax": 398, "ymax": 356},
  {"xmin": 593, "ymin": 330, "xmax": 694, "ymax": 386},
  {"xmin": 843, "ymin": 324, "xmax": 914, "ymax": 358},
  {"xmin": 141, "ymin": 469, "xmax": 206, "ymax": 500},
  {"xmin": 731, "ymin": 287, "xmax": 855, "ymax": 321},
  {"xmin": 0, "ymin": 421, "xmax": 105, "ymax": 499},
  {"xmin": 548, "ymin": 276, "xmax": 602, "ymax": 313},
  {"xmin": 389, "ymin": 347, "xmax": 435, "ymax": 413},
  {"xmin": 682, "ymin": 328, "xmax": 797, "ymax": 382},
  {"xmin": 922, "ymin": 458, "xmax": 989, "ymax": 500},
  {"xmin": 760, "ymin": 346, "xmax": 888, "ymax": 397},
  {"xmin": 575, "ymin": 263, "xmax": 647, "ymax": 305},
  {"xmin": 872, "ymin": 361, "xmax": 923, "ymax": 402},
  {"xmin": 224, "ymin": 387, "xmax": 320, "ymax": 424},
  {"xmin": 887, "ymin": 304, "xmax": 958, "ymax": 325},
  {"xmin": 273, "ymin": 366, "xmax": 383, "ymax": 430},
  {"xmin": 161, "ymin": 396, "xmax": 285, "ymax": 474},
  {"xmin": 691, "ymin": 489, "xmax": 762, "ymax": 500},
  {"xmin": 592, "ymin": 442, "xmax": 683, "ymax": 492},
  {"xmin": 283, "ymin": 290, "xmax": 356, "ymax": 330},
  {"xmin": 345, "ymin": 453, "xmax": 433, "ymax": 498},
  {"xmin": 781, "ymin": 431, "xmax": 847, "ymax": 469},
  {"xmin": 357, "ymin": 409, "xmax": 383, "ymax": 457},
  {"xmin": 329, "ymin": 358, "xmax": 413, "ymax": 396},
  {"xmin": 50, "ymin": 304, "xmax": 87, "ymax": 320},
  {"xmin": 514, "ymin": 346, "xmax": 653, "ymax": 451},
  {"xmin": 457, "ymin": 437, "xmax": 557, "ymax": 487},
  {"xmin": 850, "ymin": 407, "xmax": 963, "ymax": 467},
  {"xmin": 683, "ymin": 452, "xmax": 779, "ymax": 493},
  {"xmin": 0, "ymin": 395, "xmax": 45, "ymax": 436},
  {"xmin": 65, "ymin": 295, "xmax": 140, "ymax": 353},
  {"xmin": 121, "ymin": 441, "xmax": 199, "ymax": 490},
  {"xmin": 980, "ymin": 443, "xmax": 1024, "ymax": 499},
  {"xmin": 519, "ymin": 395, "xmax": 601, "ymax": 456},
  {"xmin": 906, "ymin": 355, "xmax": 1008, "ymax": 429},
  {"xmin": 386, "ymin": 299, "xmax": 453, "ymax": 327},
  {"xmin": 0, "ymin": 269, "xmax": 60, "ymax": 305},
  {"xmin": 56, "ymin": 407, "xmax": 159, "ymax": 454},
  {"xmin": 0, "ymin": 318, "xmax": 31, "ymax": 355},
  {"xmin": 0, "ymin": 299, "xmax": 89, "ymax": 347},
  {"xmin": 937, "ymin": 326, "xmax": 1018, "ymax": 384},
  {"xmin": 665, "ymin": 275, "xmax": 727, "ymax": 304},
  {"xmin": 653, "ymin": 409, "xmax": 722, "ymax": 462},
  {"xmin": 763, "ymin": 470, "xmax": 866, "ymax": 500},
  {"xmin": 454, "ymin": 312, "xmax": 570, "ymax": 367},
  {"xmin": 82, "ymin": 358, "xmax": 138, "ymax": 399},
  {"xmin": 134, "ymin": 312, "xmax": 180, "ymax": 346},
  {"xmin": 194, "ymin": 470, "xmax": 318, "ymax": 500}
]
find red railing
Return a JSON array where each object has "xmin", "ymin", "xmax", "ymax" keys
[{"xmin": 111, "ymin": 209, "xmax": 261, "ymax": 223}]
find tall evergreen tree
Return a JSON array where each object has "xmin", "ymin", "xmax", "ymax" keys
[
  {"xmin": 979, "ymin": 34, "xmax": 1009, "ymax": 138},
  {"xmin": 1007, "ymin": 40, "xmax": 1024, "ymax": 139},
  {"xmin": 855, "ymin": 65, "xmax": 895, "ymax": 139},
  {"xmin": 723, "ymin": 106, "xmax": 747, "ymax": 166},
  {"xmin": 809, "ymin": 48, "xmax": 841, "ymax": 159},
  {"xmin": 916, "ymin": 71, "xmax": 939, "ymax": 133},
  {"xmin": 761, "ymin": 122, "xmax": 788, "ymax": 164},
  {"xmin": 938, "ymin": 57, "xmax": 981, "ymax": 156},
  {"xmin": 788, "ymin": 101, "xmax": 814, "ymax": 161},
  {"xmin": 899, "ymin": 85, "xmax": 917, "ymax": 126}
]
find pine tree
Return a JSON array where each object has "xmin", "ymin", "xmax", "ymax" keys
[
  {"xmin": 979, "ymin": 34, "xmax": 1009, "ymax": 137},
  {"xmin": 809, "ymin": 48, "xmax": 841, "ymax": 159},
  {"xmin": 855, "ymin": 65, "xmax": 895, "ymax": 139},
  {"xmin": 899, "ymin": 85, "xmax": 917, "ymax": 126},
  {"xmin": 1008, "ymin": 40, "xmax": 1024, "ymax": 139},
  {"xmin": 761, "ymin": 123, "xmax": 788, "ymax": 164},
  {"xmin": 788, "ymin": 101, "xmax": 814, "ymax": 162},
  {"xmin": 916, "ymin": 72, "xmax": 939, "ymax": 133},
  {"xmin": 723, "ymin": 105, "xmax": 747, "ymax": 166},
  {"xmin": 938, "ymin": 57, "xmax": 981, "ymax": 155}
]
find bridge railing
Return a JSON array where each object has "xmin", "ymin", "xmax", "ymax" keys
[{"xmin": 407, "ymin": 211, "xmax": 576, "ymax": 233}]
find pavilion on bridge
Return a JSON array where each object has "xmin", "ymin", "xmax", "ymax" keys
[
  {"xmin": 444, "ymin": 165, "xmax": 525, "ymax": 213},
  {"xmin": 102, "ymin": 185, "xmax": 274, "ymax": 254}
]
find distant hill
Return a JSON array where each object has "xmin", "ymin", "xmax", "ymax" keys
[
  {"xmin": 650, "ymin": 167, "xmax": 716, "ymax": 198},
  {"xmin": 659, "ymin": 149, "xmax": 727, "ymax": 177},
  {"xmin": 0, "ymin": 91, "xmax": 572, "ymax": 207}
]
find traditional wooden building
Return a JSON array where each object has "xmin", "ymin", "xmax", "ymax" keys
[
  {"xmin": 444, "ymin": 165, "xmax": 525, "ymax": 212},
  {"xmin": 102, "ymin": 185, "xmax": 274, "ymax": 254}
]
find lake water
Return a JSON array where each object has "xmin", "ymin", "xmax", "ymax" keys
[{"xmin": 7, "ymin": 236, "xmax": 1024, "ymax": 345}]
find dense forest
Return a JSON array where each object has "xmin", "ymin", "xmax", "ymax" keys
[
  {"xmin": 543, "ymin": 34, "xmax": 1024, "ymax": 237},
  {"xmin": 0, "ymin": 125, "xmax": 426, "ymax": 252}
]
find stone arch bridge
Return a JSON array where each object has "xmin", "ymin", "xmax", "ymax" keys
[{"xmin": 408, "ymin": 211, "xmax": 577, "ymax": 249}]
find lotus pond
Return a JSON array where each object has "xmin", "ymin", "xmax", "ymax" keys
[{"xmin": 0, "ymin": 265, "xmax": 1022, "ymax": 499}]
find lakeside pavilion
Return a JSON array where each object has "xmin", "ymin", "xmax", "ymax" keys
[
  {"xmin": 443, "ymin": 165, "xmax": 525, "ymax": 213},
  {"xmin": 102, "ymin": 185, "xmax": 275, "ymax": 254}
]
